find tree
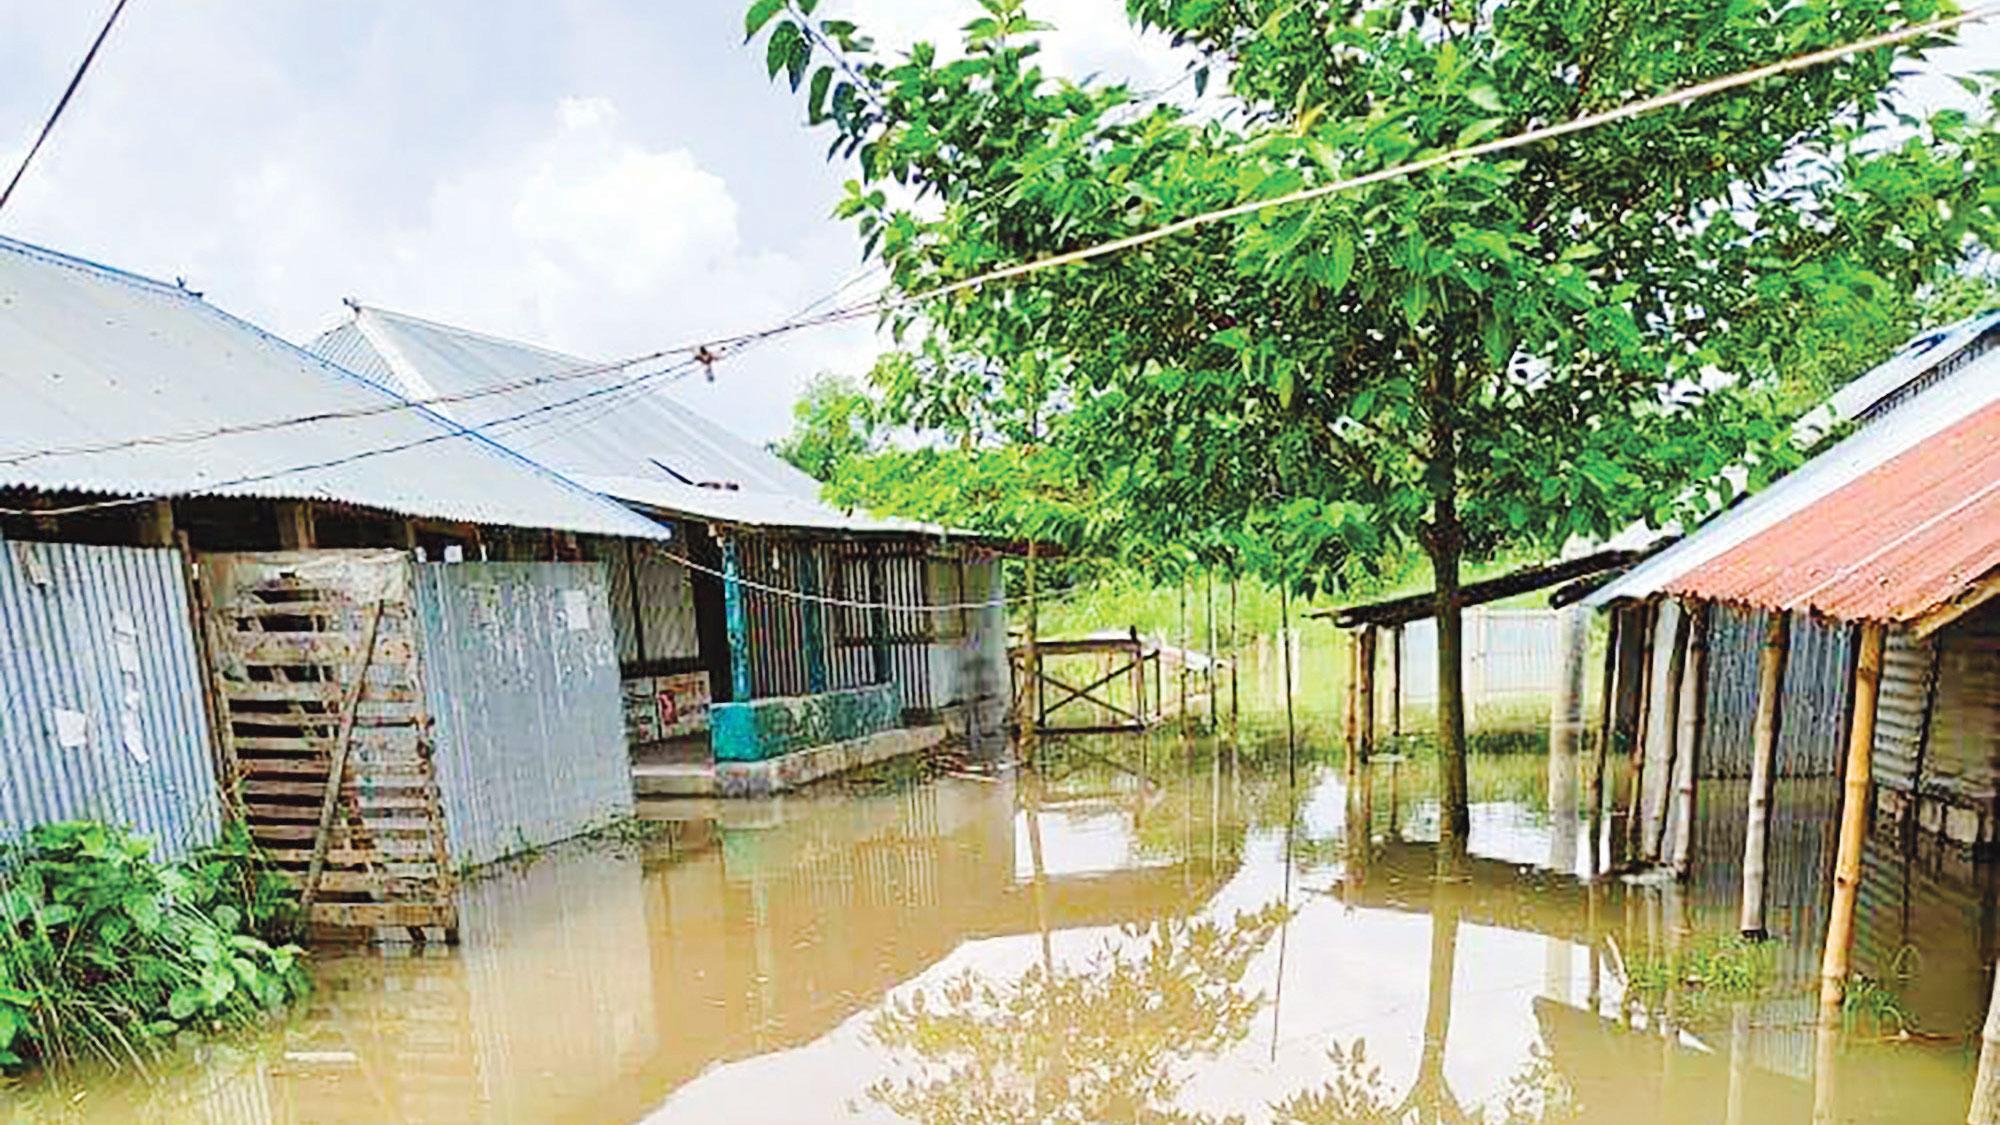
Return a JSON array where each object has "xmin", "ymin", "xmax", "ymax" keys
[
  {"xmin": 747, "ymin": 0, "xmax": 2000, "ymax": 869},
  {"xmin": 769, "ymin": 372, "xmax": 880, "ymax": 482}
]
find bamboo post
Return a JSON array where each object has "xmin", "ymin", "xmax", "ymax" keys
[
  {"xmin": 1205, "ymin": 570, "xmax": 1218, "ymax": 730},
  {"xmin": 301, "ymin": 600, "xmax": 388, "ymax": 918},
  {"xmin": 1388, "ymin": 624, "xmax": 1403, "ymax": 742},
  {"xmin": 1740, "ymin": 611, "xmax": 1791, "ymax": 938},
  {"xmin": 1281, "ymin": 584, "xmax": 1298, "ymax": 786},
  {"xmin": 1178, "ymin": 582, "xmax": 1189, "ymax": 727},
  {"xmin": 1021, "ymin": 539, "xmax": 1040, "ymax": 758},
  {"xmin": 1645, "ymin": 603, "xmax": 1692, "ymax": 863},
  {"xmin": 1589, "ymin": 609, "xmax": 1621, "ymax": 877},
  {"xmin": 1228, "ymin": 575, "xmax": 1240, "ymax": 731},
  {"xmin": 1623, "ymin": 604, "xmax": 1659, "ymax": 867},
  {"xmin": 1551, "ymin": 605, "xmax": 1589, "ymax": 871},
  {"xmin": 1358, "ymin": 625, "xmax": 1377, "ymax": 764},
  {"xmin": 1669, "ymin": 602, "xmax": 1708, "ymax": 878},
  {"xmin": 1969, "ymin": 963, "xmax": 2000, "ymax": 1123},
  {"xmin": 1818, "ymin": 621, "xmax": 1886, "ymax": 1027},
  {"xmin": 1344, "ymin": 629, "xmax": 1361, "ymax": 774}
]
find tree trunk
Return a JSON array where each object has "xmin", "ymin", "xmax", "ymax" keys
[{"xmin": 1425, "ymin": 362, "xmax": 1469, "ymax": 876}]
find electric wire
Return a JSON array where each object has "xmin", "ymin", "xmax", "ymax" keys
[
  {"xmin": 0, "ymin": 0, "xmax": 132, "ymax": 215},
  {"xmin": 0, "ymin": 6, "xmax": 1987, "ymax": 467}
]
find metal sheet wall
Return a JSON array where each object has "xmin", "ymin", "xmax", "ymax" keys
[
  {"xmin": 1872, "ymin": 626, "xmax": 1936, "ymax": 794},
  {"xmin": 1697, "ymin": 602, "xmax": 1765, "ymax": 778},
  {"xmin": 0, "ymin": 537, "xmax": 218, "ymax": 859},
  {"xmin": 597, "ymin": 538, "xmax": 700, "ymax": 666},
  {"xmin": 412, "ymin": 561, "xmax": 633, "ymax": 868},
  {"xmin": 1775, "ymin": 613, "xmax": 1854, "ymax": 778}
]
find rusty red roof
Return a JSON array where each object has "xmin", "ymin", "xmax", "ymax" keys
[{"xmin": 1666, "ymin": 397, "xmax": 2000, "ymax": 628}]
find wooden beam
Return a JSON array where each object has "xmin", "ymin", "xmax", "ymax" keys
[
  {"xmin": 1313, "ymin": 549, "xmax": 1640, "ymax": 629},
  {"xmin": 1818, "ymin": 620, "xmax": 1886, "ymax": 1025},
  {"xmin": 1358, "ymin": 625, "xmax": 1377, "ymax": 763},
  {"xmin": 275, "ymin": 501, "xmax": 316, "ymax": 549},
  {"xmin": 300, "ymin": 600, "xmax": 387, "ymax": 918},
  {"xmin": 1740, "ymin": 611, "xmax": 1790, "ymax": 938},
  {"xmin": 134, "ymin": 498, "xmax": 175, "ymax": 548}
]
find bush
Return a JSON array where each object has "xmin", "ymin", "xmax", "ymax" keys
[{"xmin": 0, "ymin": 820, "xmax": 310, "ymax": 1075}]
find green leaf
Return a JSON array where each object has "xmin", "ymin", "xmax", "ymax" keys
[
  {"xmin": 745, "ymin": 0, "xmax": 786, "ymax": 40},
  {"xmin": 1276, "ymin": 361, "xmax": 1295, "ymax": 410},
  {"xmin": 765, "ymin": 20, "xmax": 799, "ymax": 80},
  {"xmin": 168, "ymin": 985, "xmax": 200, "ymax": 1021},
  {"xmin": 1328, "ymin": 228, "xmax": 1354, "ymax": 295},
  {"xmin": 1466, "ymin": 84, "xmax": 1504, "ymax": 113},
  {"xmin": 122, "ymin": 890, "xmax": 161, "ymax": 933},
  {"xmin": 808, "ymin": 66, "xmax": 834, "ymax": 123}
]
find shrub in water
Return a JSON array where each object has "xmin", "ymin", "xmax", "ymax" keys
[{"xmin": 0, "ymin": 820, "xmax": 309, "ymax": 1074}]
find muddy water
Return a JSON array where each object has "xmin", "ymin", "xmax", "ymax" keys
[{"xmin": 19, "ymin": 637, "xmax": 1998, "ymax": 1123}]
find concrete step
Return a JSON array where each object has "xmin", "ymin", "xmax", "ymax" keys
[{"xmin": 633, "ymin": 763, "xmax": 717, "ymax": 798}]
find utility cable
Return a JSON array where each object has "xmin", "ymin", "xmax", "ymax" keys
[
  {"xmin": 0, "ymin": 0, "xmax": 133, "ymax": 215},
  {"xmin": 0, "ymin": 6, "xmax": 1987, "ymax": 465}
]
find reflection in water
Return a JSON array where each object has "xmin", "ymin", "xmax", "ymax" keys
[{"xmin": 14, "ymin": 636, "xmax": 1999, "ymax": 1123}]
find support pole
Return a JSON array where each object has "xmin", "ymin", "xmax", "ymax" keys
[
  {"xmin": 1344, "ymin": 629, "xmax": 1361, "ymax": 774},
  {"xmin": 720, "ymin": 537, "xmax": 754, "ymax": 702},
  {"xmin": 1623, "ymin": 604, "xmax": 1660, "ymax": 866},
  {"xmin": 1205, "ymin": 570, "xmax": 1218, "ymax": 731},
  {"xmin": 275, "ymin": 500, "xmax": 316, "ymax": 550},
  {"xmin": 1740, "ymin": 611, "xmax": 1790, "ymax": 938},
  {"xmin": 1358, "ymin": 625, "xmax": 1377, "ymax": 764},
  {"xmin": 134, "ymin": 498, "xmax": 175, "ymax": 548},
  {"xmin": 1818, "ymin": 621, "xmax": 1885, "ymax": 1026},
  {"xmin": 1589, "ymin": 609, "xmax": 1622, "ymax": 877},
  {"xmin": 1021, "ymin": 539, "xmax": 1040, "ymax": 759},
  {"xmin": 1281, "ymin": 583, "xmax": 1298, "ymax": 787},
  {"xmin": 1669, "ymin": 602, "xmax": 1709, "ymax": 878},
  {"xmin": 1645, "ymin": 603, "xmax": 1693, "ymax": 863},
  {"xmin": 1388, "ymin": 624, "xmax": 1404, "ymax": 742},
  {"xmin": 799, "ymin": 548, "xmax": 827, "ymax": 694},
  {"xmin": 1229, "ymin": 575, "xmax": 1240, "ymax": 732},
  {"xmin": 1177, "ymin": 582, "xmax": 1189, "ymax": 726},
  {"xmin": 1551, "ymin": 605, "xmax": 1589, "ymax": 874}
]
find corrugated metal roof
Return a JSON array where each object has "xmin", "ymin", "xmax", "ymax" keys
[
  {"xmin": 1588, "ymin": 346, "xmax": 2000, "ymax": 608},
  {"xmin": 309, "ymin": 306, "xmax": 939, "ymax": 537},
  {"xmin": 1665, "ymin": 396, "xmax": 2000, "ymax": 625},
  {"xmin": 0, "ymin": 237, "xmax": 668, "ymax": 540}
]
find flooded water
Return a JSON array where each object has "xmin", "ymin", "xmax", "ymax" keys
[{"xmin": 14, "ymin": 634, "xmax": 1997, "ymax": 1123}]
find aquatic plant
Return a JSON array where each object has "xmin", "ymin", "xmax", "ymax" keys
[
  {"xmin": 1621, "ymin": 932, "xmax": 1778, "ymax": 1022},
  {"xmin": 0, "ymin": 820, "xmax": 309, "ymax": 1075},
  {"xmin": 1840, "ymin": 975, "xmax": 1913, "ymax": 1038}
]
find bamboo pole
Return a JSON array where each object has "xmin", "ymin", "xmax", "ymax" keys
[
  {"xmin": 1740, "ymin": 611, "xmax": 1791, "ymax": 938},
  {"xmin": 1969, "ymin": 963, "xmax": 2000, "ymax": 1123},
  {"xmin": 1229, "ymin": 575, "xmax": 1240, "ymax": 732},
  {"xmin": 1669, "ymin": 602, "xmax": 1708, "ymax": 878},
  {"xmin": 1358, "ymin": 625, "xmax": 1377, "ymax": 764},
  {"xmin": 1344, "ymin": 629, "xmax": 1361, "ymax": 774},
  {"xmin": 1550, "ymin": 605, "xmax": 1589, "ymax": 873},
  {"xmin": 1818, "ymin": 621, "xmax": 1886, "ymax": 1026},
  {"xmin": 1588, "ymin": 609, "xmax": 1621, "ymax": 877},
  {"xmin": 1205, "ymin": 570, "xmax": 1218, "ymax": 731},
  {"xmin": 1178, "ymin": 581, "xmax": 1189, "ymax": 727},
  {"xmin": 1021, "ymin": 539, "xmax": 1041, "ymax": 760},
  {"xmin": 1388, "ymin": 624, "xmax": 1403, "ymax": 741},
  {"xmin": 1646, "ymin": 603, "xmax": 1693, "ymax": 863},
  {"xmin": 1281, "ymin": 584, "xmax": 1298, "ymax": 787},
  {"xmin": 1623, "ymin": 604, "xmax": 1659, "ymax": 865}
]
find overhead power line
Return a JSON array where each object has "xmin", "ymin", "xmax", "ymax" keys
[
  {"xmin": 0, "ymin": 5, "xmax": 1989, "ymax": 469},
  {"xmin": 0, "ymin": 0, "xmax": 133, "ymax": 216},
  {"xmin": 0, "ymin": 6, "xmax": 1991, "ymax": 521}
]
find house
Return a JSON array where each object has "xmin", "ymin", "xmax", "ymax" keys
[
  {"xmin": 1586, "ymin": 311, "xmax": 2000, "ymax": 873},
  {"xmin": 309, "ymin": 305, "xmax": 1017, "ymax": 797},
  {"xmin": 0, "ymin": 235, "xmax": 676, "ymax": 939}
]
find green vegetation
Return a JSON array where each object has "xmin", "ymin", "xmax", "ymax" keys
[
  {"xmin": 747, "ymin": 0, "xmax": 2000, "ymax": 872},
  {"xmin": 0, "ymin": 821, "xmax": 308, "ymax": 1076}
]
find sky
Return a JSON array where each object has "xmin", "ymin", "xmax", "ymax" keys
[
  {"xmin": 0, "ymin": 1, "xmax": 1188, "ymax": 445},
  {"xmin": 0, "ymin": 3, "xmax": 1992, "ymax": 445}
]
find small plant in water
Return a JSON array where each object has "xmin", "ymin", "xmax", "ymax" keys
[
  {"xmin": 0, "ymin": 820, "xmax": 309, "ymax": 1075},
  {"xmin": 1622, "ymin": 932, "xmax": 1777, "ymax": 1021}
]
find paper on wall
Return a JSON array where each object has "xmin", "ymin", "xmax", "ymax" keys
[
  {"xmin": 115, "ymin": 636, "xmax": 142, "ymax": 675},
  {"xmin": 561, "ymin": 589, "xmax": 591, "ymax": 632},
  {"xmin": 121, "ymin": 713, "xmax": 149, "ymax": 765},
  {"xmin": 112, "ymin": 609, "xmax": 138, "ymax": 637},
  {"xmin": 50, "ymin": 708, "xmax": 87, "ymax": 748},
  {"xmin": 17, "ymin": 543, "xmax": 51, "ymax": 588}
]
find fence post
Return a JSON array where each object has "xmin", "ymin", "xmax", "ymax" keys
[
  {"xmin": 1740, "ymin": 611, "xmax": 1790, "ymax": 938},
  {"xmin": 720, "ymin": 536, "xmax": 754, "ymax": 702},
  {"xmin": 1818, "ymin": 620, "xmax": 1886, "ymax": 1025}
]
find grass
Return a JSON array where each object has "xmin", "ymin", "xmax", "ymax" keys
[{"xmin": 1622, "ymin": 932, "xmax": 1778, "ymax": 1022}]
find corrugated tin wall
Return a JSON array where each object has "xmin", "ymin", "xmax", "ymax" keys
[
  {"xmin": 1694, "ymin": 605, "xmax": 1854, "ymax": 780},
  {"xmin": 1872, "ymin": 626, "xmax": 1936, "ymax": 795},
  {"xmin": 599, "ymin": 539, "xmax": 701, "ymax": 666},
  {"xmin": 0, "ymin": 537, "xmax": 219, "ymax": 859},
  {"xmin": 1394, "ymin": 608, "xmax": 1561, "ymax": 702},
  {"xmin": 412, "ymin": 561, "xmax": 633, "ymax": 868}
]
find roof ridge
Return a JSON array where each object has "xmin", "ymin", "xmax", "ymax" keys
[
  {"xmin": 352, "ymin": 303, "xmax": 596, "ymax": 367},
  {"xmin": 0, "ymin": 233, "xmax": 195, "ymax": 299}
]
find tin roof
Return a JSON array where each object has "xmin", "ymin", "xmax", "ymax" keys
[
  {"xmin": 0, "ymin": 237, "xmax": 668, "ymax": 540},
  {"xmin": 1589, "ymin": 346, "xmax": 2000, "ymax": 630},
  {"xmin": 310, "ymin": 305, "xmax": 950, "ymax": 537}
]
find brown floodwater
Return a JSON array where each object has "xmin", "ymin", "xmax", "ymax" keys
[{"xmin": 13, "ymin": 635, "xmax": 1997, "ymax": 1123}]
